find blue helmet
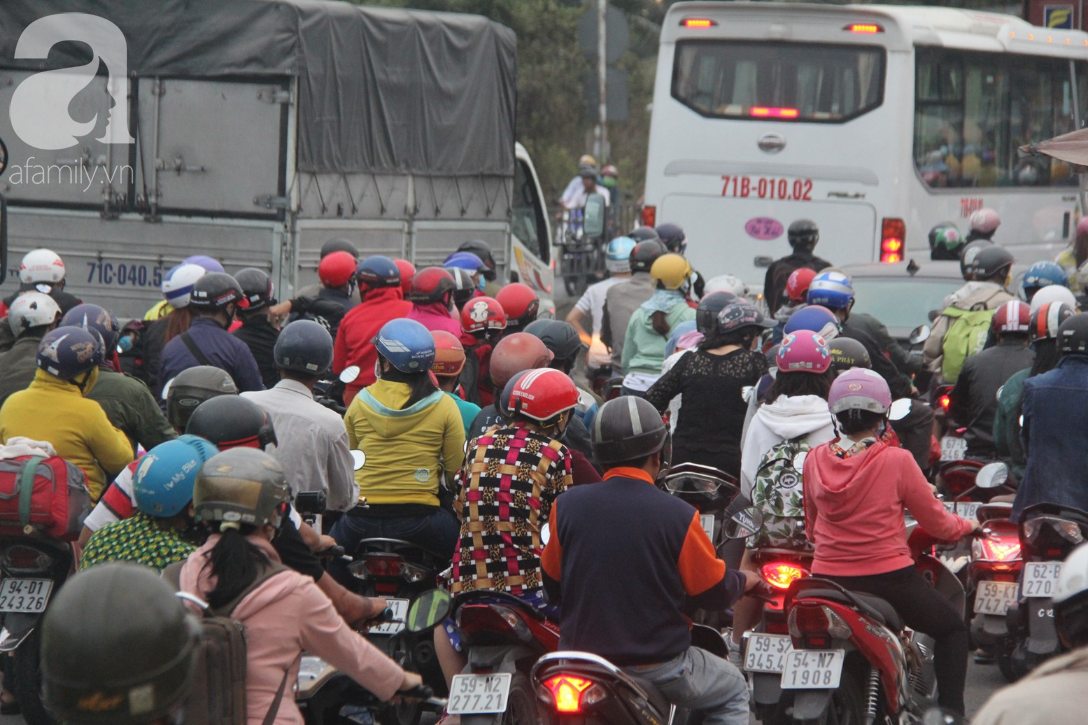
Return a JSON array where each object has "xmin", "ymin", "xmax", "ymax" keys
[
  {"xmin": 61, "ymin": 304, "xmax": 120, "ymax": 353},
  {"xmin": 36, "ymin": 326, "xmax": 104, "ymax": 381},
  {"xmin": 357, "ymin": 255, "xmax": 401, "ymax": 289},
  {"xmin": 1021, "ymin": 261, "xmax": 1068, "ymax": 298},
  {"xmin": 806, "ymin": 271, "xmax": 855, "ymax": 310},
  {"xmin": 134, "ymin": 435, "xmax": 220, "ymax": 518},
  {"xmin": 605, "ymin": 237, "xmax": 637, "ymax": 274},
  {"xmin": 181, "ymin": 255, "xmax": 224, "ymax": 273},
  {"xmin": 375, "ymin": 318, "xmax": 436, "ymax": 373},
  {"xmin": 655, "ymin": 223, "xmax": 687, "ymax": 255},
  {"xmin": 443, "ymin": 251, "xmax": 486, "ymax": 273},
  {"xmin": 783, "ymin": 304, "xmax": 840, "ymax": 340},
  {"xmin": 275, "ymin": 319, "xmax": 334, "ymax": 375}
]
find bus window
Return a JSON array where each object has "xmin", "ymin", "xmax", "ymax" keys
[
  {"xmin": 914, "ymin": 49, "xmax": 1077, "ymax": 188},
  {"xmin": 671, "ymin": 41, "xmax": 885, "ymax": 123},
  {"xmin": 513, "ymin": 159, "xmax": 549, "ymax": 264}
]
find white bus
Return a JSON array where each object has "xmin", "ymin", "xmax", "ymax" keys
[{"xmin": 643, "ymin": 2, "xmax": 1088, "ymax": 291}]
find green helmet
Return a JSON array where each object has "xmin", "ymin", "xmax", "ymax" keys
[
  {"xmin": 194, "ymin": 448, "xmax": 291, "ymax": 530},
  {"xmin": 42, "ymin": 563, "xmax": 199, "ymax": 724},
  {"xmin": 928, "ymin": 223, "xmax": 964, "ymax": 261}
]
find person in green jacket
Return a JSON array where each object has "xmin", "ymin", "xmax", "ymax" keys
[
  {"xmin": 621, "ymin": 253, "xmax": 696, "ymax": 396},
  {"xmin": 63, "ymin": 305, "xmax": 177, "ymax": 454},
  {"xmin": 0, "ymin": 292, "xmax": 61, "ymax": 408},
  {"xmin": 431, "ymin": 330, "xmax": 481, "ymax": 437}
]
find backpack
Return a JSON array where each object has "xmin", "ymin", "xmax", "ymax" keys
[
  {"xmin": 163, "ymin": 562, "xmax": 292, "ymax": 725},
  {"xmin": 750, "ymin": 436, "xmax": 813, "ymax": 550},
  {"xmin": 939, "ymin": 305, "xmax": 995, "ymax": 384},
  {"xmin": 0, "ymin": 455, "xmax": 91, "ymax": 540}
]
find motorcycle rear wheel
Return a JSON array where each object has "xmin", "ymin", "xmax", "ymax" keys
[
  {"xmin": 502, "ymin": 672, "xmax": 536, "ymax": 725},
  {"xmin": 13, "ymin": 629, "xmax": 54, "ymax": 725},
  {"xmin": 794, "ymin": 673, "xmax": 865, "ymax": 725}
]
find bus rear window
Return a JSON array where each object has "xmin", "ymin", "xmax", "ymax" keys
[{"xmin": 671, "ymin": 41, "xmax": 885, "ymax": 123}]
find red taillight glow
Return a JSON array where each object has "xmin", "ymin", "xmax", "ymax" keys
[
  {"xmin": 761, "ymin": 562, "xmax": 806, "ymax": 590},
  {"xmin": 845, "ymin": 23, "xmax": 883, "ymax": 33},
  {"xmin": 977, "ymin": 537, "xmax": 1021, "ymax": 562},
  {"xmin": 544, "ymin": 676, "xmax": 593, "ymax": 713},
  {"xmin": 939, "ymin": 394, "xmax": 951, "ymax": 411},
  {"xmin": 881, "ymin": 218, "xmax": 906, "ymax": 263},
  {"xmin": 682, "ymin": 18, "xmax": 717, "ymax": 28},
  {"xmin": 641, "ymin": 205, "xmax": 656, "ymax": 228},
  {"xmin": 751, "ymin": 107, "xmax": 799, "ymax": 119},
  {"xmin": 363, "ymin": 553, "xmax": 405, "ymax": 577}
]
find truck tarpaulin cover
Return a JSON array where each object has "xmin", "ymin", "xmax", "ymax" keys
[{"xmin": 0, "ymin": 0, "xmax": 516, "ymax": 176}]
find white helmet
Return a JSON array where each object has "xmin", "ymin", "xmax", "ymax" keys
[
  {"xmin": 161, "ymin": 263, "xmax": 207, "ymax": 309},
  {"xmin": 18, "ymin": 249, "xmax": 65, "ymax": 285},
  {"xmin": 704, "ymin": 274, "xmax": 749, "ymax": 298},
  {"xmin": 1053, "ymin": 543, "xmax": 1088, "ymax": 608},
  {"xmin": 1030, "ymin": 284, "xmax": 1079, "ymax": 313},
  {"xmin": 7, "ymin": 292, "xmax": 60, "ymax": 335}
]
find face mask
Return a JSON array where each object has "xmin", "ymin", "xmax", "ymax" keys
[
  {"xmin": 476, "ymin": 278, "xmax": 486, "ymax": 291},
  {"xmin": 374, "ymin": 361, "xmax": 382, "ymax": 381}
]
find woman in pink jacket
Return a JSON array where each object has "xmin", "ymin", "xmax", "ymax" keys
[
  {"xmin": 802, "ymin": 368, "xmax": 976, "ymax": 716},
  {"xmin": 180, "ymin": 448, "xmax": 421, "ymax": 725}
]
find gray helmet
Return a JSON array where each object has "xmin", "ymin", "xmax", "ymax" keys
[
  {"xmin": 274, "ymin": 319, "xmax": 333, "ymax": 376},
  {"xmin": 165, "ymin": 365, "xmax": 238, "ymax": 430},
  {"xmin": 234, "ymin": 268, "xmax": 275, "ymax": 310},
  {"xmin": 189, "ymin": 272, "xmax": 248, "ymax": 312},
  {"xmin": 526, "ymin": 319, "xmax": 583, "ymax": 363},
  {"xmin": 972, "ymin": 245, "xmax": 1014, "ymax": 280},
  {"xmin": 592, "ymin": 396, "xmax": 671, "ymax": 472},
  {"xmin": 320, "ymin": 238, "xmax": 359, "ymax": 260},
  {"xmin": 788, "ymin": 219, "xmax": 819, "ymax": 248},
  {"xmin": 42, "ymin": 563, "xmax": 199, "ymax": 724},
  {"xmin": 194, "ymin": 448, "xmax": 291, "ymax": 530}
]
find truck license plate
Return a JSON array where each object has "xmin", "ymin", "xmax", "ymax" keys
[
  {"xmin": 780, "ymin": 650, "xmax": 845, "ymax": 690},
  {"xmin": 447, "ymin": 673, "xmax": 512, "ymax": 714},
  {"xmin": 744, "ymin": 633, "xmax": 793, "ymax": 673}
]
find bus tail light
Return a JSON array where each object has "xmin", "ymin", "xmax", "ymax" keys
[
  {"xmin": 881, "ymin": 218, "xmax": 905, "ymax": 263},
  {"xmin": 751, "ymin": 107, "xmax": 799, "ymax": 119},
  {"xmin": 845, "ymin": 23, "xmax": 883, "ymax": 34},
  {"xmin": 641, "ymin": 206, "xmax": 656, "ymax": 228},
  {"xmin": 681, "ymin": 18, "xmax": 717, "ymax": 28}
]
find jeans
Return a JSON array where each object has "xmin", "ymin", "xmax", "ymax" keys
[
  {"xmin": 329, "ymin": 507, "xmax": 459, "ymax": 585},
  {"xmin": 629, "ymin": 647, "xmax": 749, "ymax": 725},
  {"xmin": 825, "ymin": 565, "xmax": 967, "ymax": 715}
]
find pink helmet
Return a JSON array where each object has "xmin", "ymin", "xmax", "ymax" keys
[
  {"xmin": 969, "ymin": 208, "xmax": 1001, "ymax": 235},
  {"xmin": 776, "ymin": 331, "xmax": 832, "ymax": 374},
  {"xmin": 828, "ymin": 368, "xmax": 891, "ymax": 415},
  {"xmin": 1078, "ymin": 217, "xmax": 1088, "ymax": 237}
]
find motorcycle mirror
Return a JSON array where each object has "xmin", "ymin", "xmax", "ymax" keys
[
  {"xmin": 975, "ymin": 462, "xmax": 1009, "ymax": 489},
  {"xmin": 909, "ymin": 325, "xmax": 931, "ymax": 345},
  {"xmin": 0, "ymin": 136, "xmax": 7, "ymax": 179},
  {"xmin": 405, "ymin": 589, "xmax": 452, "ymax": 634},
  {"xmin": 888, "ymin": 398, "xmax": 912, "ymax": 422},
  {"xmin": 160, "ymin": 376, "xmax": 175, "ymax": 401},
  {"xmin": 350, "ymin": 450, "xmax": 366, "ymax": 471},
  {"xmin": 1019, "ymin": 414, "xmax": 1024, "ymax": 427},
  {"xmin": 995, "ymin": 384, "xmax": 1004, "ymax": 403},
  {"xmin": 541, "ymin": 523, "xmax": 551, "ymax": 546},
  {"xmin": 741, "ymin": 385, "xmax": 754, "ymax": 402},
  {"xmin": 582, "ymin": 193, "xmax": 607, "ymax": 239},
  {"xmin": 722, "ymin": 507, "xmax": 763, "ymax": 540},
  {"xmin": 792, "ymin": 451, "xmax": 808, "ymax": 472},
  {"xmin": 339, "ymin": 365, "xmax": 361, "ymax": 384}
]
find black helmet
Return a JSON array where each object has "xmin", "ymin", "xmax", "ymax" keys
[
  {"xmin": 526, "ymin": 320, "xmax": 583, "ymax": 363},
  {"xmin": 592, "ymin": 396, "xmax": 671, "ymax": 471},
  {"xmin": 189, "ymin": 272, "xmax": 249, "ymax": 312},
  {"xmin": 958, "ymin": 239, "xmax": 994, "ymax": 281},
  {"xmin": 42, "ymin": 563, "xmax": 199, "ymax": 725},
  {"xmin": 655, "ymin": 223, "xmax": 686, "ymax": 254},
  {"xmin": 320, "ymin": 238, "xmax": 359, "ymax": 260},
  {"xmin": 185, "ymin": 396, "xmax": 276, "ymax": 450},
  {"xmin": 275, "ymin": 319, "xmax": 333, "ymax": 376},
  {"xmin": 828, "ymin": 337, "xmax": 872, "ymax": 371},
  {"xmin": 234, "ymin": 268, "xmax": 275, "ymax": 310},
  {"xmin": 695, "ymin": 291, "xmax": 738, "ymax": 335},
  {"xmin": 629, "ymin": 227, "xmax": 661, "ymax": 244},
  {"xmin": 788, "ymin": 219, "xmax": 819, "ymax": 249},
  {"xmin": 973, "ymin": 245, "xmax": 1014, "ymax": 280},
  {"xmin": 629, "ymin": 239, "xmax": 667, "ymax": 274},
  {"xmin": 457, "ymin": 240, "xmax": 497, "ymax": 282},
  {"xmin": 165, "ymin": 365, "xmax": 239, "ymax": 430},
  {"xmin": 194, "ymin": 448, "xmax": 292, "ymax": 530},
  {"xmin": 1059, "ymin": 312, "xmax": 1088, "ymax": 355}
]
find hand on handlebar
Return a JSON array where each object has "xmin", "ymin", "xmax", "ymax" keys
[{"xmin": 394, "ymin": 672, "xmax": 431, "ymax": 701}]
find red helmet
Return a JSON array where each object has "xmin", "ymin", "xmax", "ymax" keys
[
  {"xmin": 495, "ymin": 283, "xmax": 540, "ymax": 330},
  {"xmin": 786, "ymin": 268, "xmax": 818, "ymax": 303},
  {"xmin": 992, "ymin": 299, "xmax": 1030, "ymax": 334},
  {"xmin": 431, "ymin": 330, "xmax": 467, "ymax": 377},
  {"xmin": 408, "ymin": 267, "xmax": 456, "ymax": 305},
  {"xmin": 460, "ymin": 296, "xmax": 507, "ymax": 336},
  {"xmin": 489, "ymin": 332, "xmax": 552, "ymax": 388},
  {"xmin": 508, "ymin": 368, "xmax": 579, "ymax": 423},
  {"xmin": 318, "ymin": 251, "xmax": 357, "ymax": 288},
  {"xmin": 394, "ymin": 259, "xmax": 416, "ymax": 296}
]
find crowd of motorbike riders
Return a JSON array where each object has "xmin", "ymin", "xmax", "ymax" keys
[{"xmin": 3, "ymin": 198, "xmax": 1088, "ymax": 725}]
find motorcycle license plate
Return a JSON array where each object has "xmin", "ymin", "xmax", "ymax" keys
[
  {"xmin": 943, "ymin": 501, "xmax": 981, "ymax": 519},
  {"xmin": 940, "ymin": 436, "xmax": 967, "ymax": 462},
  {"xmin": 744, "ymin": 633, "xmax": 793, "ymax": 673},
  {"xmin": 1023, "ymin": 562, "xmax": 1063, "ymax": 599},
  {"xmin": 699, "ymin": 514, "xmax": 716, "ymax": 542},
  {"xmin": 780, "ymin": 650, "xmax": 845, "ymax": 690},
  {"xmin": 369, "ymin": 598, "xmax": 409, "ymax": 635},
  {"xmin": 447, "ymin": 673, "xmax": 512, "ymax": 715},
  {"xmin": 0, "ymin": 578, "xmax": 52, "ymax": 613},
  {"xmin": 974, "ymin": 581, "xmax": 1019, "ymax": 615}
]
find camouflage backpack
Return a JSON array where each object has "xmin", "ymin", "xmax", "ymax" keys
[{"xmin": 750, "ymin": 436, "xmax": 813, "ymax": 549}]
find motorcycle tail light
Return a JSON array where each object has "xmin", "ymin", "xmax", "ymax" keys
[
  {"xmin": 359, "ymin": 552, "xmax": 405, "ymax": 578},
  {"xmin": 972, "ymin": 537, "xmax": 1021, "ymax": 563},
  {"xmin": 456, "ymin": 604, "xmax": 532, "ymax": 643},
  {"xmin": 2, "ymin": 545, "xmax": 53, "ymax": 574},
  {"xmin": 540, "ymin": 675, "xmax": 598, "ymax": 713},
  {"xmin": 1023, "ymin": 517, "xmax": 1086, "ymax": 545},
  {"xmin": 788, "ymin": 604, "xmax": 852, "ymax": 640},
  {"xmin": 401, "ymin": 562, "xmax": 430, "ymax": 584},
  {"xmin": 761, "ymin": 562, "xmax": 808, "ymax": 590}
]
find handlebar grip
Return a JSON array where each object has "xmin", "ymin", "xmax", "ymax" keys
[{"xmin": 381, "ymin": 606, "xmax": 396, "ymax": 622}]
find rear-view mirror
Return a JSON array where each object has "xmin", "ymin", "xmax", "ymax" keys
[
  {"xmin": 889, "ymin": 398, "xmax": 912, "ymax": 422},
  {"xmin": 406, "ymin": 589, "xmax": 452, "ymax": 633},
  {"xmin": 975, "ymin": 462, "xmax": 1009, "ymax": 490},
  {"xmin": 350, "ymin": 450, "xmax": 366, "ymax": 471},
  {"xmin": 722, "ymin": 506, "xmax": 764, "ymax": 540},
  {"xmin": 582, "ymin": 193, "xmax": 606, "ymax": 239},
  {"xmin": 0, "ymin": 136, "xmax": 7, "ymax": 179},
  {"xmin": 909, "ymin": 325, "xmax": 931, "ymax": 345},
  {"xmin": 340, "ymin": 365, "xmax": 360, "ymax": 384}
]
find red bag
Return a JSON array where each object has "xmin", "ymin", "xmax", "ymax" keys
[{"xmin": 0, "ymin": 456, "xmax": 92, "ymax": 540}]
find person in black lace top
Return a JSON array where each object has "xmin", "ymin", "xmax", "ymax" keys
[{"xmin": 646, "ymin": 302, "xmax": 774, "ymax": 478}]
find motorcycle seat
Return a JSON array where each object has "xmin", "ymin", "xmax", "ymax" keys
[
  {"xmin": 795, "ymin": 585, "xmax": 904, "ymax": 632},
  {"xmin": 624, "ymin": 672, "xmax": 672, "ymax": 715}
]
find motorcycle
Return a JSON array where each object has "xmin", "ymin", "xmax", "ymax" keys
[
  {"xmin": 1003, "ymin": 501, "xmax": 1088, "ymax": 680},
  {"xmin": 529, "ymin": 508, "xmax": 765, "ymax": 725},
  {"xmin": 556, "ymin": 198, "xmax": 607, "ymax": 297},
  {"xmin": 0, "ymin": 534, "xmax": 75, "ymax": 725},
  {"xmin": 297, "ymin": 590, "xmax": 446, "ymax": 725},
  {"xmin": 779, "ymin": 522, "xmax": 966, "ymax": 724}
]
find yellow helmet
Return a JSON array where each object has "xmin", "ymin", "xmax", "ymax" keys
[{"xmin": 650, "ymin": 253, "xmax": 693, "ymax": 291}]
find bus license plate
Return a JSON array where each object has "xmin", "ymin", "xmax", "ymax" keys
[
  {"xmin": 369, "ymin": 598, "xmax": 408, "ymax": 635},
  {"xmin": 447, "ymin": 673, "xmax": 512, "ymax": 715},
  {"xmin": 940, "ymin": 436, "xmax": 967, "ymax": 462},
  {"xmin": 0, "ymin": 578, "xmax": 52, "ymax": 613},
  {"xmin": 744, "ymin": 633, "xmax": 793, "ymax": 673},
  {"xmin": 1023, "ymin": 562, "xmax": 1063, "ymax": 599},
  {"xmin": 720, "ymin": 175, "xmax": 813, "ymax": 201},
  {"xmin": 780, "ymin": 650, "xmax": 845, "ymax": 690},
  {"xmin": 974, "ymin": 581, "xmax": 1019, "ymax": 615}
]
